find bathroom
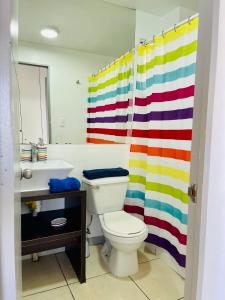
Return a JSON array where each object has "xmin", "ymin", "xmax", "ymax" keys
[
  {"xmin": 18, "ymin": 0, "xmax": 197, "ymax": 299},
  {"xmin": 2, "ymin": 0, "xmax": 225, "ymax": 299}
]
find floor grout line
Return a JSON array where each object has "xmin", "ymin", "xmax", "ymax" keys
[
  {"xmin": 72, "ymin": 271, "xmax": 109, "ymax": 284},
  {"xmin": 129, "ymin": 276, "xmax": 151, "ymax": 300},
  {"xmin": 56, "ymin": 250, "xmax": 110, "ymax": 283},
  {"xmin": 55, "ymin": 254, "xmax": 76, "ymax": 300},
  {"xmin": 67, "ymin": 284, "xmax": 77, "ymax": 300},
  {"xmin": 55, "ymin": 254, "xmax": 69, "ymax": 285},
  {"xmin": 87, "ymin": 271, "xmax": 109, "ymax": 280},
  {"xmin": 139, "ymin": 257, "xmax": 160, "ymax": 265},
  {"xmin": 149, "ymin": 257, "xmax": 160, "ymax": 261},
  {"xmin": 55, "ymin": 252, "xmax": 110, "ymax": 296},
  {"xmin": 22, "ymin": 284, "xmax": 68, "ymax": 298}
]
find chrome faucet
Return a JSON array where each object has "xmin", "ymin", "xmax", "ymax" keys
[{"xmin": 30, "ymin": 143, "xmax": 38, "ymax": 162}]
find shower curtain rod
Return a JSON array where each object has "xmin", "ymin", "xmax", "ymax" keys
[
  {"xmin": 143, "ymin": 12, "xmax": 199, "ymax": 46},
  {"xmin": 92, "ymin": 48, "xmax": 135, "ymax": 77},
  {"xmin": 92, "ymin": 13, "xmax": 199, "ymax": 77}
]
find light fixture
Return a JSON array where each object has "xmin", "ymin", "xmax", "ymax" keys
[{"xmin": 40, "ymin": 27, "xmax": 59, "ymax": 39}]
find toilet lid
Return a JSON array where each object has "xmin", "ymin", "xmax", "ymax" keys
[{"xmin": 102, "ymin": 211, "xmax": 145, "ymax": 237}]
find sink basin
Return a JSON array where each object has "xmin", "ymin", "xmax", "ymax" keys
[{"xmin": 20, "ymin": 160, "xmax": 74, "ymax": 192}]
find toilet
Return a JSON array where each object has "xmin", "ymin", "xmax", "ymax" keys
[{"xmin": 82, "ymin": 176, "xmax": 148, "ymax": 277}]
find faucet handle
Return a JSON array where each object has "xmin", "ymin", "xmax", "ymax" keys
[{"xmin": 38, "ymin": 138, "xmax": 44, "ymax": 146}]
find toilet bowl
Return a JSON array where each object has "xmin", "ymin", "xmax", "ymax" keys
[
  {"xmin": 99, "ymin": 211, "xmax": 148, "ymax": 277},
  {"xmin": 82, "ymin": 176, "xmax": 148, "ymax": 277}
]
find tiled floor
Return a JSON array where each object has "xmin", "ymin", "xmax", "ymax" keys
[{"xmin": 22, "ymin": 244, "xmax": 184, "ymax": 300}]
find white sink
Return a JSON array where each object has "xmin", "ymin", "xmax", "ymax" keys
[{"xmin": 20, "ymin": 160, "xmax": 74, "ymax": 192}]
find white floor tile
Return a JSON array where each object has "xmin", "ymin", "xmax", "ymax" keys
[
  {"xmin": 22, "ymin": 286, "xmax": 74, "ymax": 300},
  {"xmin": 56, "ymin": 245, "xmax": 108, "ymax": 284},
  {"xmin": 55, "ymin": 252, "xmax": 79, "ymax": 284},
  {"xmin": 131, "ymin": 259, "xmax": 184, "ymax": 300},
  {"xmin": 70, "ymin": 273, "xmax": 149, "ymax": 300},
  {"xmin": 22, "ymin": 255, "xmax": 67, "ymax": 296},
  {"xmin": 138, "ymin": 243, "xmax": 158, "ymax": 264},
  {"xmin": 22, "ymin": 246, "xmax": 184, "ymax": 300}
]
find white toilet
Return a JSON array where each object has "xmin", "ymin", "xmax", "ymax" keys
[{"xmin": 82, "ymin": 176, "xmax": 148, "ymax": 277}]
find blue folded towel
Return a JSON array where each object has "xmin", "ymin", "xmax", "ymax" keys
[
  {"xmin": 48, "ymin": 177, "xmax": 81, "ymax": 193},
  {"xmin": 83, "ymin": 167, "xmax": 129, "ymax": 180}
]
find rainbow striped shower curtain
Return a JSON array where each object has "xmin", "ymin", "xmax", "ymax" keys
[
  {"xmin": 87, "ymin": 52, "xmax": 134, "ymax": 144},
  {"xmin": 125, "ymin": 17, "xmax": 198, "ymax": 269}
]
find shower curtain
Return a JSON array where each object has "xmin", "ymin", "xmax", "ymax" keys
[
  {"xmin": 87, "ymin": 51, "xmax": 134, "ymax": 144},
  {"xmin": 124, "ymin": 17, "xmax": 198, "ymax": 269}
]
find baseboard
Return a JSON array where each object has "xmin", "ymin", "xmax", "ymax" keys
[{"xmin": 88, "ymin": 235, "xmax": 105, "ymax": 245}]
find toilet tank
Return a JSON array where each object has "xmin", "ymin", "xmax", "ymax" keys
[{"xmin": 82, "ymin": 176, "xmax": 129, "ymax": 214}]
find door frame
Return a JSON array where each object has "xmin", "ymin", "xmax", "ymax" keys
[
  {"xmin": 0, "ymin": 0, "xmax": 21, "ymax": 299},
  {"xmin": 1, "ymin": 0, "xmax": 225, "ymax": 299},
  {"xmin": 185, "ymin": 0, "xmax": 225, "ymax": 299}
]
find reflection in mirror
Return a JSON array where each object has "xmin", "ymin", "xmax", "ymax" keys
[
  {"xmin": 18, "ymin": 0, "xmax": 136, "ymax": 144},
  {"xmin": 87, "ymin": 51, "xmax": 134, "ymax": 145},
  {"xmin": 17, "ymin": 63, "xmax": 50, "ymax": 144}
]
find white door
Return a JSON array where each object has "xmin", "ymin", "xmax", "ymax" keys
[
  {"xmin": 17, "ymin": 63, "xmax": 49, "ymax": 144},
  {"xmin": 0, "ymin": 0, "xmax": 22, "ymax": 299},
  {"xmin": 185, "ymin": 0, "xmax": 225, "ymax": 299}
]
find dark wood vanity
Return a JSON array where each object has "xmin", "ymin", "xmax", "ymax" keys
[{"xmin": 21, "ymin": 189, "xmax": 86, "ymax": 283}]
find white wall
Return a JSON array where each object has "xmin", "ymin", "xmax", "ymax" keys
[
  {"xmin": 135, "ymin": 10, "xmax": 162, "ymax": 45},
  {"xmin": 18, "ymin": 42, "xmax": 114, "ymax": 144},
  {"xmin": 47, "ymin": 144, "xmax": 130, "ymax": 180},
  {"xmin": 179, "ymin": 6, "xmax": 198, "ymax": 22},
  {"xmin": 160, "ymin": 7, "xmax": 180, "ymax": 30},
  {"xmin": 135, "ymin": 6, "xmax": 197, "ymax": 45}
]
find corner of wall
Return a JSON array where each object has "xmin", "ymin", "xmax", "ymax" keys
[
  {"xmin": 134, "ymin": 6, "xmax": 197, "ymax": 47},
  {"xmin": 135, "ymin": 10, "xmax": 162, "ymax": 45},
  {"xmin": 179, "ymin": 7, "xmax": 197, "ymax": 21},
  {"xmin": 160, "ymin": 7, "xmax": 180, "ymax": 30}
]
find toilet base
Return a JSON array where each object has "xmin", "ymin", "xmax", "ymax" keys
[
  {"xmin": 109, "ymin": 247, "xmax": 139, "ymax": 277},
  {"xmin": 101, "ymin": 240, "xmax": 139, "ymax": 277}
]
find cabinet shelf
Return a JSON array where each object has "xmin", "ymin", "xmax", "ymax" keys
[
  {"xmin": 21, "ymin": 189, "xmax": 85, "ymax": 202},
  {"xmin": 21, "ymin": 189, "xmax": 86, "ymax": 283},
  {"xmin": 22, "ymin": 208, "xmax": 81, "ymax": 254}
]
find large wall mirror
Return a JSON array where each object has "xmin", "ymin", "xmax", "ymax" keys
[
  {"xmin": 17, "ymin": 0, "xmax": 136, "ymax": 144},
  {"xmin": 18, "ymin": 0, "xmax": 197, "ymax": 145},
  {"xmin": 17, "ymin": 63, "xmax": 50, "ymax": 144}
]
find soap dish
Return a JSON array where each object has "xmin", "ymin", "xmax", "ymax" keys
[{"xmin": 51, "ymin": 217, "xmax": 67, "ymax": 228}]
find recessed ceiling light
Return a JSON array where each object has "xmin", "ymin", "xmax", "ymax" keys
[{"xmin": 40, "ymin": 27, "xmax": 59, "ymax": 39}]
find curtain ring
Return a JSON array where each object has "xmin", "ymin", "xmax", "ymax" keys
[
  {"xmin": 188, "ymin": 16, "xmax": 191, "ymax": 24},
  {"xmin": 174, "ymin": 24, "xmax": 177, "ymax": 32},
  {"xmin": 162, "ymin": 30, "xmax": 165, "ymax": 38}
]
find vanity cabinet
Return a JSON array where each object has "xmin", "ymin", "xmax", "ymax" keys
[{"xmin": 21, "ymin": 190, "xmax": 86, "ymax": 283}]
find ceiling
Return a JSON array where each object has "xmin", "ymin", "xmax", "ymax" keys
[
  {"xmin": 19, "ymin": 0, "xmax": 136, "ymax": 57},
  {"xmin": 103, "ymin": 0, "xmax": 198, "ymax": 16},
  {"xmin": 19, "ymin": 0, "xmax": 198, "ymax": 57}
]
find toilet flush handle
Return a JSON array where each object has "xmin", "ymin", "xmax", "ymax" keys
[
  {"xmin": 85, "ymin": 182, "xmax": 100, "ymax": 189},
  {"xmin": 91, "ymin": 185, "xmax": 100, "ymax": 190}
]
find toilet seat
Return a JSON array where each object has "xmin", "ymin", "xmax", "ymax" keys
[{"xmin": 100, "ymin": 211, "xmax": 147, "ymax": 238}]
